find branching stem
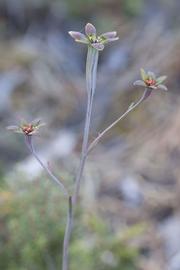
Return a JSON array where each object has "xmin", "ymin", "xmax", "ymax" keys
[
  {"xmin": 87, "ymin": 88, "xmax": 149, "ymax": 154},
  {"xmin": 25, "ymin": 135, "xmax": 68, "ymax": 197}
]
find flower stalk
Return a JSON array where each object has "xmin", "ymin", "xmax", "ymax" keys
[
  {"xmin": 61, "ymin": 45, "xmax": 99, "ymax": 270},
  {"xmin": 73, "ymin": 46, "xmax": 99, "ymax": 205},
  {"xmin": 25, "ymin": 135, "xmax": 68, "ymax": 197},
  {"xmin": 87, "ymin": 88, "xmax": 149, "ymax": 154}
]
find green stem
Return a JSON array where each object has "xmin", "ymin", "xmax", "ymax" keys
[
  {"xmin": 73, "ymin": 46, "xmax": 99, "ymax": 204},
  {"xmin": 62, "ymin": 196, "xmax": 73, "ymax": 270},
  {"xmin": 61, "ymin": 46, "xmax": 99, "ymax": 270}
]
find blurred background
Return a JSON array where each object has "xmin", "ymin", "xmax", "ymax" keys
[{"xmin": 0, "ymin": 0, "xmax": 180, "ymax": 269}]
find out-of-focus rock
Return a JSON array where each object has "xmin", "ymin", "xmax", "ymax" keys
[
  {"xmin": 118, "ymin": 175, "xmax": 143, "ymax": 206},
  {"xmin": 168, "ymin": 252, "xmax": 180, "ymax": 270},
  {"xmin": 0, "ymin": 69, "xmax": 27, "ymax": 113},
  {"xmin": 159, "ymin": 216, "xmax": 180, "ymax": 257}
]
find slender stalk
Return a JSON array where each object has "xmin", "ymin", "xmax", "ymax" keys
[
  {"xmin": 60, "ymin": 46, "xmax": 99, "ymax": 270},
  {"xmin": 73, "ymin": 46, "xmax": 99, "ymax": 204},
  {"xmin": 87, "ymin": 88, "xmax": 149, "ymax": 154},
  {"xmin": 25, "ymin": 135, "xmax": 68, "ymax": 197},
  {"xmin": 62, "ymin": 196, "xmax": 73, "ymax": 270}
]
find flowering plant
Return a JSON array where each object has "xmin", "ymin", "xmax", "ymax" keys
[{"xmin": 7, "ymin": 23, "xmax": 167, "ymax": 270}]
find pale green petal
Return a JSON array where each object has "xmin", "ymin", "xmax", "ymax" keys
[
  {"xmin": 147, "ymin": 71, "xmax": 156, "ymax": 79},
  {"xmin": 157, "ymin": 84, "xmax": 168, "ymax": 91},
  {"xmin": 20, "ymin": 118, "xmax": 28, "ymax": 126},
  {"xmin": 156, "ymin": 75, "xmax": 167, "ymax": 84},
  {"xmin": 133, "ymin": 80, "xmax": 146, "ymax": 87},
  {"xmin": 140, "ymin": 68, "xmax": 148, "ymax": 81}
]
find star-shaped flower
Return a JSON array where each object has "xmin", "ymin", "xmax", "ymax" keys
[
  {"xmin": 69, "ymin": 23, "xmax": 119, "ymax": 51},
  {"xmin": 7, "ymin": 119, "xmax": 45, "ymax": 136},
  {"xmin": 133, "ymin": 68, "xmax": 168, "ymax": 91}
]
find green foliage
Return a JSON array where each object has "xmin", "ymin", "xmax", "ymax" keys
[
  {"xmin": 0, "ymin": 179, "xmax": 66, "ymax": 270},
  {"xmin": 0, "ymin": 178, "xmax": 139, "ymax": 269}
]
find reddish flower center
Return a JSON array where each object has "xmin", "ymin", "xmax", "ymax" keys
[
  {"xmin": 22, "ymin": 124, "xmax": 34, "ymax": 135},
  {"xmin": 145, "ymin": 78, "xmax": 156, "ymax": 86}
]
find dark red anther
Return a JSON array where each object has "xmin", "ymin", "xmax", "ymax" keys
[
  {"xmin": 22, "ymin": 124, "xmax": 34, "ymax": 135},
  {"xmin": 145, "ymin": 78, "xmax": 156, "ymax": 86}
]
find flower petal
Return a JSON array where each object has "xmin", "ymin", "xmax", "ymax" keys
[
  {"xmin": 140, "ymin": 68, "xmax": 148, "ymax": 81},
  {"xmin": 106, "ymin": 37, "xmax": 119, "ymax": 43},
  {"xmin": 100, "ymin": 31, "xmax": 117, "ymax": 39},
  {"xmin": 31, "ymin": 118, "xmax": 41, "ymax": 126},
  {"xmin": 28, "ymin": 130, "xmax": 38, "ymax": 135},
  {"xmin": 75, "ymin": 39, "xmax": 89, "ymax": 44},
  {"xmin": 156, "ymin": 75, "xmax": 167, "ymax": 84},
  {"xmin": 147, "ymin": 71, "xmax": 156, "ymax": 79},
  {"xmin": 157, "ymin": 84, "xmax": 168, "ymax": 91},
  {"xmin": 7, "ymin": 125, "xmax": 23, "ymax": 134},
  {"xmin": 31, "ymin": 119, "xmax": 46, "ymax": 128},
  {"xmin": 68, "ymin": 31, "xmax": 88, "ymax": 44},
  {"xmin": 85, "ymin": 23, "xmax": 96, "ymax": 36},
  {"xmin": 91, "ymin": 42, "xmax": 104, "ymax": 51},
  {"xmin": 149, "ymin": 85, "xmax": 157, "ymax": 89},
  {"xmin": 36, "ymin": 122, "xmax": 46, "ymax": 128},
  {"xmin": 133, "ymin": 80, "xmax": 146, "ymax": 87},
  {"xmin": 6, "ymin": 125, "xmax": 19, "ymax": 131}
]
